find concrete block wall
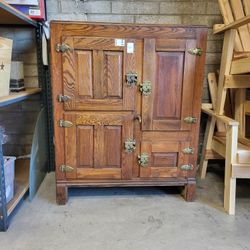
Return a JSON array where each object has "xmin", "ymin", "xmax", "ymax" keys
[{"xmin": 46, "ymin": 0, "xmax": 224, "ymax": 103}]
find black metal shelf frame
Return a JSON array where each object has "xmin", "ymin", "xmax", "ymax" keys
[{"xmin": 0, "ymin": 20, "xmax": 53, "ymax": 232}]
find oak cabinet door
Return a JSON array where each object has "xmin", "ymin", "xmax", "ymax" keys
[
  {"xmin": 61, "ymin": 36, "xmax": 139, "ymax": 111},
  {"xmin": 63, "ymin": 112, "xmax": 134, "ymax": 180},
  {"xmin": 139, "ymin": 140, "xmax": 192, "ymax": 178},
  {"xmin": 142, "ymin": 39, "xmax": 197, "ymax": 131}
]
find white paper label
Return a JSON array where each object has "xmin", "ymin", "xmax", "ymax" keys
[
  {"xmin": 115, "ymin": 39, "xmax": 125, "ymax": 46},
  {"xmin": 127, "ymin": 43, "xmax": 134, "ymax": 53},
  {"xmin": 29, "ymin": 9, "xmax": 41, "ymax": 16}
]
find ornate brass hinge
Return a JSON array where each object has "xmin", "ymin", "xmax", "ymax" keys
[
  {"xmin": 138, "ymin": 153, "xmax": 149, "ymax": 167},
  {"xmin": 58, "ymin": 94, "xmax": 71, "ymax": 103},
  {"xmin": 59, "ymin": 120, "xmax": 73, "ymax": 128},
  {"xmin": 56, "ymin": 43, "xmax": 72, "ymax": 53},
  {"xmin": 139, "ymin": 81, "xmax": 152, "ymax": 96},
  {"xmin": 124, "ymin": 138, "xmax": 136, "ymax": 153},
  {"xmin": 126, "ymin": 72, "xmax": 138, "ymax": 87},
  {"xmin": 184, "ymin": 117, "xmax": 197, "ymax": 124},
  {"xmin": 60, "ymin": 165, "xmax": 74, "ymax": 173},
  {"xmin": 182, "ymin": 147, "xmax": 194, "ymax": 154},
  {"xmin": 180, "ymin": 164, "xmax": 194, "ymax": 171},
  {"xmin": 188, "ymin": 48, "xmax": 202, "ymax": 56}
]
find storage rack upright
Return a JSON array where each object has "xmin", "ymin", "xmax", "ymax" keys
[{"xmin": 0, "ymin": 1, "xmax": 53, "ymax": 231}]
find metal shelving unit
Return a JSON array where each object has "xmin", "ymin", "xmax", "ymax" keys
[{"xmin": 0, "ymin": 0, "xmax": 52, "ymax": 231}]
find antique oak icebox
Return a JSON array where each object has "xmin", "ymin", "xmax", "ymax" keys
[{"xmin": 50, "ymin": 21, "xmax": 207, "ymax": 204}]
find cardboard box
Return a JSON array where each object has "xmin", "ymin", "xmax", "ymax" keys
[
  {"xmin": 9, "ymin": 0, "xmax": 45, "ymax": 21},
  {"xmin": 0, "ymin": 37, "xmax": 13, "ymax": 98}
]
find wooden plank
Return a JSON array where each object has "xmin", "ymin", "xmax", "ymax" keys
[
  {"xmin": 214, "ymin": 15, "xmax": 250, "ymax": 35},
  {"xmin": 224, "ymin": 125, "xmax": 238, "ymax": 215},
  {"xmin": 205, "ymin": 149, "xmax": 224, "ymax": 160},
  {"xmin": 232, "ymin": 163, "xmax": 250, "ymax": 178},
  {"xmin": 216, "ymin": 29, "xmax": 236, "ymax": 115},
  {"xmin": 199, "ymin": 116, "xmax": 216, "ymax": 179},
  {"xmin": 230, "ymin": 0, "xmax": 250, "ymax": 51},
  {"xmin": 207, "ymin": 73, "xmax": 225, "ymax": 132},
  {"xmin": 230, "ymin": 56, "xmax": 250, "ymax": 74},
  {"xmin": 217, "ymin": 0, "xmax": 243, "ymax": 50},
  {"xmin": 7, "ymin": 159, "xmax": 29, "ymax": 216},
  {"xmin": 202, "ymin": 107, "xmax": 239, "ymax": 125},
  {"xmin": 211, "ymin": 138, "xmax": 226, "ymax": 157},
  {"xmin": 235, "ymin": 89, "xmax": 246, "ymax": 139},
  {"xmin": 0, "ymin": 88, "xmax": 41, "ymax": 107},
  {"xmin": 224, "ymin": 75, "xmax": 250, "ymax": 88},
  {"xmin": 202, "ymin": 103, "xmax": 213, "ymax": 109}
]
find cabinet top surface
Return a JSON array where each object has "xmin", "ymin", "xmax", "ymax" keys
[{"xmin": 50, "ymin": 20, "xmax": 207, "ymax": 29}]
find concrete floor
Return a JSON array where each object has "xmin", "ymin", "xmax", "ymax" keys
[{"xmin": 0, "ymin": 166, "xmax": 250, "ymax": 250}]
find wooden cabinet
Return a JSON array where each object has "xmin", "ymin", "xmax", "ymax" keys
[{"xmin": 50, "ymin": 22, "xmax": 207, "ymax": 204}]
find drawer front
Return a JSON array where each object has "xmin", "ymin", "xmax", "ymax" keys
[{"xmin": 139, "ymin": 135, "xmax": 195, "ymax": 178}]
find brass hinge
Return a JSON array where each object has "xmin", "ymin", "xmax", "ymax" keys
[
  {"xmin": 180, "ymin": 164, "xmax": 194, "ymax": 171},
  {"xmin": 138, "ymin": 153, "xmax": 149, "ymax": 167},
  {"xmin": 60, "ymin": 165, "xmax": 74, "ymax": 173},
  {"xmin": 184, "ymin": 117, "xmax": 197, "ymax": 124},
  {"xmin": 58, "ymin": 94, "xmax": 71, "ymax": 102},
  {"xmin": 124, "ymin": 138, "xmax": 136, "ymax": 153},
  {"xmin": 188, "ymin": 48, "xmax": 202, "ymax": 56},
  {"xmin": 139, "ymin": 81, "xmax": 152, "ymax": 96},
  {"xmin": 59, "ymin": 120, "xmax": 73, "ymax": 128},
  {"xmin": 182, "ymin": 147, "xmax": 194, "ymax": 154},
  {"xmin": 126, "ymin": 72, "xmax": 138, "ymax": 87},
  {"xmin": 56, "ymin": 43, "xmax": 72, "ymax": 53}
]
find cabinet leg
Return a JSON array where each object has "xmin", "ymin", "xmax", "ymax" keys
[
  {"xmin": 182, "ymin": 179, "xmax": 196, "ymax": 201},
  {"xmin": 56, "ymin": 184, "xmax": 68, "ymax": 205}
]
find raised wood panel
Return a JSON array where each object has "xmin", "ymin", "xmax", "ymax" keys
[
  {"xmin": 154, "ymin": 52, "xmax": 184, "ymax": 120},
  {"xmin": 152, "ymin": 153, "xmax": 178, "ymax": 167},
  {"xmin": 62, "ymin": 36, "xmax": 138, "ymax": 111},
  {"xmin": 77, "ymin": 126, "xmax": 94, "ymax": 168},
  {"xmin": 140, "ymin": 140, "xmax": 192, "ymax": 178},
  {"xmin": 64, "ymin": 112, "xmax": 133, "ymax": 180},
  {"xmin": 104, "ymin": 126, "xmax": 122, "ymax": 167},
  {"xmin": 142, "ymin": 38, "xmax": 197, "ymax": 131},
  {"xmin": 77, "ymin": 51, "xmax": 93, "ymax": 98},
  {"xmin": 93, "ymin": 50, "xmax": 104, "ymax": 99},
  {"xmin": 104, "ymin": 51, "xmax": 123, "ymax": 98}
]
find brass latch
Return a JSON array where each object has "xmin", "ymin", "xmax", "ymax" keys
[
  {"xmin": 59, "ymin": 120, "xmax": 73, "ymax": 128},
  {"xmin": 188, "ymin": 48, "xmax": 202, "ymax": 56},
  {"xmin": 182, "ymin": 147, "xmax": 194, "ymax": 154},
  {"xmin": 60, "ymin": 165, "xmax": 74, "ymax": 173},
  {"xmin": 126, "ymin": 72, "xmax": 138, "ymax": 87},
  {"xmin": 184, "ymin": 117, "xmax": 197, "ymax": 124},
  {"xmin": 139, "ymin": 81, "xmax": 152, "ymax": 96},
  {"xmin": 180, "ymin": 164, "xmax": 194, "ymax": 171},
  {"xmin": 124, "ymin": 138, "xmax": 136, "ymax": 153},
  {"xmin": 56, "ymin": 43, "xmax": 72, "ymax": 53},
  {"xmin": 138, "ymin": 153, "xmax": 149, "ymax": 167},
  {"xmin": 58, "ymin": 94, "xmax": 71, "ymax": 102}
]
